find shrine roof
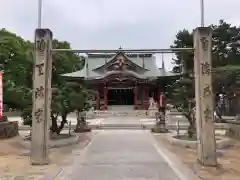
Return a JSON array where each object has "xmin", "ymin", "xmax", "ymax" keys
[{"xmin": 61, "ymin": 51, "xmax": 179, "ymax": 79}]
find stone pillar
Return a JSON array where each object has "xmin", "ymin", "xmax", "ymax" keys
[
  {"xmin": 134, "ymin": 84, "xmax": 138, "ymax": 108},
  {"xmin": 96, "ymin": 90, "xmax": 100, "ymax": 110},
  {"xmin": 31, "ymin": 29, "xmax": 52, "ymax": 165},
  {"xmin": 194, "ymin": 27, "xmax": 217, "ymax": 166},
  {"xmin": 104, "ymin": 85, "xmax": 108, "ymax": 110}
]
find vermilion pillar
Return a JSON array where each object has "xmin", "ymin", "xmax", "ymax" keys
[
  {"xmin": 145, "ymin": 87, "xmax": 149, "ymax": 108},
  {"xmin": 157, "ymin": 86, "xmax": 161, "ymax": 105},
  {"xmin": 104, "ymin": 85, "xmax": 108, "ymax": 110},
  {"xmin": 96, "ymin": 90, "xmax": 100, "ymax": 110},
  {"xmin": 134, "ymin": 84, "xmax": 138, "ymax": 108},
  {"xmin": 141, "ymin": 86, "xmax": 145, "ymax": 109},
  {"xmin": 159, "ymin": 92, "xmax": 164, "ymax": 107}
]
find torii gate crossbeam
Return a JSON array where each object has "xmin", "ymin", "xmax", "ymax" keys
[{"xmin": 51, "ymin": 48, "xmax": 194, "ymax": 54}]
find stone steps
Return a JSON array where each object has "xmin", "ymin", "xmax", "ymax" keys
[
  {"xmin": 98, "ymin": 123, "xmax": 144, "ymax": 130},
  {"xmin": 86, "ymin": 110, "xmax": 149, "ymax": 118}
]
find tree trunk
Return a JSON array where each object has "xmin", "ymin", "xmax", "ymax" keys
[
  {"xmin": 56, "ymin": 113, "xmax": 67, "ymax": 134},
  {"xmin": 187, "ymin": 114, "xmax": 196, "ymax": 138},
  {"xmin": 188, "ymin": 121, "xmax": 196, "ymax": 138},
  {"xmin": 51, "ymin": 115, "xmax": 58, "ymax": 133},
  {"xmin": 76, "ymin": 111, "xmax": 80, "ymax": 127},
  {"xmin": 50, "ymin": 113, "xmax": 67, "ymax": 135}
]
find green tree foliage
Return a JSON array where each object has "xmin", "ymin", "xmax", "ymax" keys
[
  {"xmin": 0, "ymin": 28, "xmax": 90, "ymax": 134},
  {"xmin": 170, "ymin": 20, "xmax": 240, "ymax": 136},
  {"xmin": 171, "ymin": 20, "xmax": 240, "ymax": 97},
  {"xmin": 172, "ymin": 76, "xmax": 196, "ymax": 137},
  {"xmin": 0, "ymin": 29, "xmax": 33, "ymax": 108},
  {"xmin": 171, "ymin": 20, "xmax": 240, "ymax": 71},
  {"xmin": 171, "ymin": 29, "xmax": 193, "ymax": 73},
  {"xmin": 50, "ymin": 84, "xmax": 91, "ymax": 134}
]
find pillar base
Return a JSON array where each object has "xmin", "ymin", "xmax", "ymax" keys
[
  {"xmin": 197, "ymin": 158, "xmax": 218, "ymax": 167},
  {"xmin": 74, "ymin": 126, "xmax": 91, "ymax": 133},
  {"xmin": 134, "ymin": 105, "xmax": 139, "ymax": 110}
]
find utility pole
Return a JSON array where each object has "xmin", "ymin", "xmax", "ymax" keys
[
  {"xmin": 200, "ymin": 0, "xmax": 204, "ymax": 27},
  {"xmin": 38, "ymin": 0, "xmax": 42, "ymax": 28}
]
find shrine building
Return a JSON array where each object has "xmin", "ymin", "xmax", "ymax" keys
[{"xmin": 62, "ymin": 49, "xmax": 179, "ymax": 110}]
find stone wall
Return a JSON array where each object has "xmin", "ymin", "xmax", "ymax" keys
[{"xmin": 0, "ymin": 121, "xmax": 19, "ymax": 139}]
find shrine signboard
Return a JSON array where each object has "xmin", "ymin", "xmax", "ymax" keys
[{"xmin": 0, "ymin": 72, "xmax": 2, "ymax": 121}]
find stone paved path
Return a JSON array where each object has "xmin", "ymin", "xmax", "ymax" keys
[{"xmin": 59, "ymin": 130, "xmax": 180, "ymax": 180}]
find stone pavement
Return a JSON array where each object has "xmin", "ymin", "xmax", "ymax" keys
[
  {"xmin": 4, "ymin": 115, "xmax": 195, "ymax": 180},
  {"xmin": 102, "ymin": 116, "xmax": 142, "ymax": 125},
  {"xmin": 57, "ymin": 130, "xmax": 181, "ymax": 180}
]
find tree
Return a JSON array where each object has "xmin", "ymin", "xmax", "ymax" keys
[
  {"xmin": 66, "ymin": 81, "xmax": 97, "ymax": 132},
  {"xmin": 0, "ymin": 28, "xmax": 89, "ymax": 135},
  {"xmin": 170, "ymin": 20, "xmax": 240, "ymax": 137},
  {"xmin": 172, "ymin": 75, "xmax": 196, "ymax": 138},
  {"xmin": 0, "ymin": 29, "xmax": 33, "ymax": 109},
  {"xmin": 51, "ymin": 39, "xmax": 84, "ymax": 86},
  {"xmin": 21, "ymin": 42, "xmax": 86, "ymax": 134},
  {"xmin": 50, "ymin": 86, "xmax": 71, "ymax": 134},
  {"xmin": 170, "ymin": 20, "xmax": 240, "ymax": 125},
  {"xmin": 171, "ymin": 29, "xmax": 194, "ymax": 74},
  {"xmin": 171, "ymin": 20, "xmax": 240, "ymax": 71}
]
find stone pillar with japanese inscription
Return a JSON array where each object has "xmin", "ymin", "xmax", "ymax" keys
[
  {"xmin": 31, "ymin": 29, "xmax": 52, "ymax": 165},
  {"xmin": 194, "ymin": 27, "xmax": 217, "ymax": 166}
]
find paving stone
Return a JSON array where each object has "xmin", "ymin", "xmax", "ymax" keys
[{"xmin": 61, "ymin": 130, "xmax": 180, "ymax": 180}]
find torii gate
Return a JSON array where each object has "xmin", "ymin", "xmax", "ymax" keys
[{"xmin": 30, "ymin": 27, "xmax": 217, "ymax": 168}]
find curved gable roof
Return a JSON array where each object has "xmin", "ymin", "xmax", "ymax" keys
[
  {"xmin": 61, "ymin": 52, "xmax": 180, "ymax": 79},
  {"xmin": 93, "ymin": 51, "xmax": 148, "ymax": 72}
]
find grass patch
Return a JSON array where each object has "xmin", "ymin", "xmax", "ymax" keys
[
  {"xmin": 24, "ymin": 133, "xmax": 74, "ymax": 141},
  {"xmin": 175, "ymin": 134, "xmax": 197, "ymax": 141},
  {"xmin": 51, "ymin": 133, "xmax": 73, "ymax": 140},
  {"xmin": 174, "ymin": 134, "xmax": 221, "ymax": 141}
]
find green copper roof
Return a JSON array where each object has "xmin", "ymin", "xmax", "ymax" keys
[{"xmin": 62, "ymin": 52, "xmax": 179, "ymax": 79}]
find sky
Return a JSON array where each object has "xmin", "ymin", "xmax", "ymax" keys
[{"xmin": 1, "ymin": 0, "xmax": 240, "ymax": 71}]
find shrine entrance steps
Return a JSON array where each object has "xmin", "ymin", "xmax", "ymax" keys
[
  {"xmin": 98, "ymin": 117, "xmax": 145, "ymax": 130},
  {"xmin": 87, "ymin": 105, "xmax": 150, "ymax": 119},
  {"xmin": 84, "ymin": 109, "xmax": 190, "ymax": 131},
  {"xmin": 107, "ymin": 105, "xmax": 134, "ymax": 111},
  {"xmin": 85, "ymin": 105, "xmax": 156, "ymax": 130}
]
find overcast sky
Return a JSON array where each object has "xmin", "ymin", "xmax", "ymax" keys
[{"xmin": 1, "ymin": 1, "xmax": 240, "ymax": 70}]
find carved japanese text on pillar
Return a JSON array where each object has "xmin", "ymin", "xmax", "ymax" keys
[
  {"xmin": 36, "ymin": 63, "xmax": 44, "ymax": 76},
  {"xmin": 203, "ymin": 107, "xmax": 213, "ymax": 121},
  {"xmin": 203, "ymin": 85, "xmax": 212, "ymax": 97},
  {"xmin": 35, "ymin": 39, "xmax": 46, "ymax": 55},
  {"xmin": 201, "ymin": 62, "xmax": 211, "ymax": 75},
  {"xmin": 35, "ymin": 86, "xmax": 44, "ymax": 99},
  {"xmin": 200, "ymin": 37, "xmax": 209, "ymax": 51},
  {"xmin": 35, "ymin": 108, "xmax": 44, "ymax": 123}
]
